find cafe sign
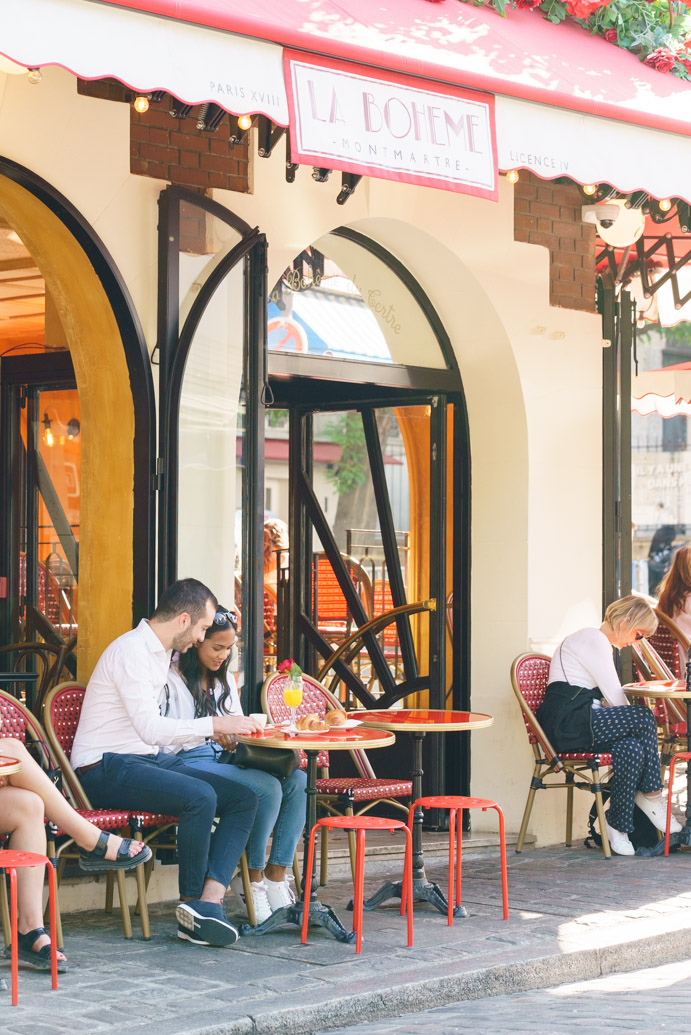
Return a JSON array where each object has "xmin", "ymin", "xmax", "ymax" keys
[{"xmin": 284, "ymin": 52, "xmax": 497, "ymax": 200}]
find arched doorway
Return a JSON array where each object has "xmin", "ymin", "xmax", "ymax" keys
[{"xmin": 0, "ymin": 158, "xmax": 154, "ymax": 676}]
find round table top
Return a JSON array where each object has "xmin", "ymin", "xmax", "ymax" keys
[
  {"xmin": 0, "ymin": 755, "xmax": 22, "ymax": 775},
  {"xmin": 623, "ymin": 680, "xmax": 691, "ymax": 700},
  {"xmin": 234, "ymin": 726, "xmax": 396, "ymax": 751},
  {"xmin": 348, "ymin": 708, "xmax": 494, "ymax": 732}
]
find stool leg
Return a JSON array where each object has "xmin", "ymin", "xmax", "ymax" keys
[
  {"xmin": 9, "ymin": 866, "xmax": 18, "ymax": 1006},
  {"xmin": 353, "ymin": 829, "xmax": 366, "ymax": 954},
  {"xmin": 401, "ymin": 803, "xmax": 416, "ymax": 916},
  {"xmin": 0, "ymin": 870, "xmax": 10, "ymax": 947},
  {"xmin": 346, "ymin": 806, "xmax": 357, "ymax": 882},
  {"xmin": 319, "ymin": 825, "xmax": 329, "ymax": 886},
  {"xmin": 494, "ymin": 805, "xmax": 509, "ymax": 920},
  {"xmin": 665, "ymin": 758, "xmax": 677, "ymax": 856},
  {"xmin": 403, "ymin": 826, "xmax": 413, "ymax": 948},
  {"xmin": 45, "ymin": 858, "xmax": 58, "ymax": 990},
  {"xmin": 301, "ymin": 825, "xmax": 319, "ymax": 944},
  {"xmin": 447, "ymin": 809, "xmax": 455, "ymax": 927},
  {"xmin": 456, "ymin": 808, "xmax": 463, "ymax": 908}
]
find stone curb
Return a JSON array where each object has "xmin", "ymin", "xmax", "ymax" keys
[{"xmin": 180, "ymin": 924, "xmax": 691, "ymax": 1035}]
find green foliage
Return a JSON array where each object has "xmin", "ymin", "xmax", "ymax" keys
[
  {"xmin": 323, "ymin": 413, "xmax": 368, "ymax": 496},
  {"xmin": 459, "ymin": 1, "xmax": 691, "ymax": 79}
]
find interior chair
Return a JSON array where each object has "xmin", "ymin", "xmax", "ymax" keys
[
  {"xmin": 510, "ymin": 653, "xmax": 613, "ymax": 858},
  {"xmin": 42, "ymin": 683, "xmax": 262, "ymax": 928},
  {"xmin": 262, "ymin": 671, "xmax": 412, "ymax": 884},
  {"xmin": 0, "ymin": 642, "xmax": 73, "ymax": 713}
]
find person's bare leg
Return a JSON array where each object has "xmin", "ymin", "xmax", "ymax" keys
[
  {"xmin": 0, "ymin": 739, "xmax": 143, "ymax": 861},
  {"xmin": 1, "ymin": 784, "xmax": 67, "ymax": 961},
  {"xmin": 264, "ymin": 864, "xmax": 287, "ymax": 882}
]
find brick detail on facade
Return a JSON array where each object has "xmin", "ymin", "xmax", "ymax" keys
[
  {"xmin": 78, "ymin": 80, "xmax": 250, "ymax": 198},
  {"xmin": 513, "ymin": 171, "xmax": 597, "ymax": 313}
]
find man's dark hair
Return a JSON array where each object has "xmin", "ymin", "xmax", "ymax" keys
[{"xmin": 152, "ymin": 578, "xmax": 217, "ymax": 623}]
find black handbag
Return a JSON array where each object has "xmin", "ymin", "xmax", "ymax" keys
[{"xmin": 231, "ymin": 741, "xmax": 300, "ymax": 780}]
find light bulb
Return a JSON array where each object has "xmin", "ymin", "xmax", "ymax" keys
[
  {"xmin": 133, "ymin": 95, "xmax": 150, "ymax": 114},
  {"xmin": 237, "ymin": 114, "xmax": 253, "ymax": 132},
  {"xmin": 45, "ymin": 427, "xmax": 54, "ymax": 447},
  {"xmin": 506, "ymin": 169, "xmax": 519, "ymax": 184},
  {"xmin": 582, "ymin": 184, "xmax": 598, "ymax": 196},
  {"xmin": 659, "ymin": 198, "xmax": 672, "ymax": 212},
  {"xmin": 27, "ymin": 68, "xmax": 42, "ymax": 85}
]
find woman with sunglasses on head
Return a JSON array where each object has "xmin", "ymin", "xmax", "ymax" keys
[
  {"xmin": 162, "ymin": 609, "xmax": 307, "ymax": 925},
  {"xmin": 536, "ymin": 594, "xmax": 680, "ymax": 856}
]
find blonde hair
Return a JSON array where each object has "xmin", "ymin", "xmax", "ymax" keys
[
  {"xmin": 263, "ymin": 518, "xmax": 289, "ymax": 574},
  {"xmin": 604, "ymin": 594, "xmax": 657, "ymax": 638}
]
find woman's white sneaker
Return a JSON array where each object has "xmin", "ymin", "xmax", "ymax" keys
[
  {"xmin": 229, "ymin": 875, "xmax": 272, "ymax": 924},
  {"xmin": 605, "ymin": 820, "xmax": 635, "ymax": 856},
  {"xmin": 264, "ymin": 875, "xmax": 296, "ymax": 912},
  {"xmin": 635, "ymin": 791, "xmax": 682, "ymax": 834}
]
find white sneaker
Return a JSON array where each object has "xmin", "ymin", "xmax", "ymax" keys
[
  {"xmin": 635, "ymin": 791, "xmax": 682, "ymax": 834},
  {"xmin": 264, "ymin": 875, "xmax": 296, "ymax": 912},
  {"xmin": 229, "ymin": 875, "xmax": 272, "ymax": 924},
  {"xmin": 605, "ymin": 819, "xmax": 635, "ymax": 856}
]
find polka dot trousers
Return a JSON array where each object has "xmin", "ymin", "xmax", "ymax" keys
[{"xmin": 591, "ymin": 704, "xmax": 662, "ymax": 834}]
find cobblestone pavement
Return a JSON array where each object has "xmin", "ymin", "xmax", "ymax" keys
[
  {"xmin": 3, "ymin": 844, "xmax": 691, "ymax": 1033},
  {"xmin": 318, "ymin": 958, "xmax": 691, "ymax": 1033}
]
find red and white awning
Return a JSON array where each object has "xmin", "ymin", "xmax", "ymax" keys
[
  {"xmin": 2, "ymin": 0, "xmax": 691, "ymax": 200},
  {"xmin": 633, "ymin": 362, "xmax": 691, "ymax": 419}
]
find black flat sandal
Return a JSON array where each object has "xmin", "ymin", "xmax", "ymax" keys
[
  {"xmin": 3, "ymin": 927, "xmax": 68, "ymax": 972},
  {"xmin": 79, "ymin": 829, "xmax": 152, "ymax": 872}
]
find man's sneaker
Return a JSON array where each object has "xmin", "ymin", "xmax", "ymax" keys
[
  {"xmin": 177, "ymin": 923, "xmax": 210, "ymax": 946},
  {"xmin": 265, "ymin": 875, "xmax": 296, "ymax": 912},
  {"xmin": 635, "ymin": 790, "xmax": 682, "ymax": 833},
  {"xmin": 229, "ymin": 874, "xmax": 272, "ymax": 924},
  {"xmin": 605, "ymin": 819, "xmax": 635, "ymax": 856},
  {"xmin": 175, "ymin": 900, "xmax": 239, "ymax": 946}
]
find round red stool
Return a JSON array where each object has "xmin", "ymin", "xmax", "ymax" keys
[
  {"xmin": 301, "ymin": 815, "xmax": 413, "ymax": 954},
  {"xmin": 404, "ymin": 796, "xmax": 509, "ymax": 926},
  {"xmin": 0, "ymin": 850, "xmax": 59, "ymax": 1005}
]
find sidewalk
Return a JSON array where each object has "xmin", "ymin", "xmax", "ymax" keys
[{"xmin": 3, "ymin": 837, "xmax": 691, "ymax": 1034}]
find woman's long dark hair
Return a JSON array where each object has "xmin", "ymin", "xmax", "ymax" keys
[{"xmin": 177, "ymin": 607, "xmax": 237, "ymax": 718}]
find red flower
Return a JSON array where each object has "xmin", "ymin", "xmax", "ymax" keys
[
  {"xmin": 566, "ymin": 0, "xmax": 609, "ymax": 17},
  {"xmin": 514, "ymin": 0, "xmax": 542, "ymax": 7},
  {"xmin": 644, "ymin": 47, "xmax": 678, "ymax": 73},
  {"xmin": 603, "ymin": 28, "xmax": 618, "ymax": 43},
  {"xmin": 278, "ymin": 658, "xmax": 295, "ymax": 673}
]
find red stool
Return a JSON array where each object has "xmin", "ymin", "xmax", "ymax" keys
[
  {"xmin": 301, "ymin": 815, "xmax": 413, "ymax": 954},
  {"xmin": 0, "ymin": 850, "xmax": 59, "ymax": 1005},
  {"xmin": 404, "ymin": 796, "xmax": 509, "ymax": 926},
  {"xmin": 665, "ymin": 752, "xmax": 690, "ymax": 856}
]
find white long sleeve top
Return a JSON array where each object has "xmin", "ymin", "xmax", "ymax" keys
[
  {"xmin": 70, "ymin": 619, "xmax": 214, "ymax": 768},
  {"xmin": 548, "ymin": 627, "xmax": 627, "ymax": 708},
  {"xmin": 159, "ymin": 664, "xmax": 242, "ymax": 755}
]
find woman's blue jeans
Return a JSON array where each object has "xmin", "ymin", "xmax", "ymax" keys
[{"xmin": 177, "ymin": 744, "xmax": 307, "ymax": 870}]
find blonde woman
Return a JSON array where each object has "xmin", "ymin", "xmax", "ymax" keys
[{"xmin": 536, "ymin": 595, "xmax": 680, "ymax": 856}]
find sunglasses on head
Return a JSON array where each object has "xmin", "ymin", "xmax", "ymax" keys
[
  {"xmin": 213, "ymin": 610, "xmax": 238, "ymax": 628},
  {"xmin": 635, "ymin": 632, "xmax": 646, "ymax": 641}
]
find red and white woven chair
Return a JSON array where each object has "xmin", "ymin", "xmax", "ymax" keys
[
  {"xmin": 510, "ymin": 653, "xmax": 613, "ymax": 858},
  {"xmin": 262, "ymin": 671, "xmax": 411, "ymax": 883}
]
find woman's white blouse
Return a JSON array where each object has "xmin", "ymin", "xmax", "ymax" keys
[
  {"xmin": 159, "ymin": 664, "xmax": 243, "ymax": 754},
  {"xmin": 548, "ymin": 627, "xmax": 627, "ymax": 708}
]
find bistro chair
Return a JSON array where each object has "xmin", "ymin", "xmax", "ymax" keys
[
  {"xmin": 650, "ymin": 609, "xmax": 689, "ymax": 679},
  {"xmin": 262, "ymin": 671, "xmax": 412, "ymax": 884},
  {"xmin": 510, "ymin": 653, "xmax": 613, "ymax": 858},
  {"xmin": 632, "ymin": 639, "xmax": 688, "ymax": 783},
  {"xmin": 0, "ymin": 642, "xmax": 74, "ymax": 713}
]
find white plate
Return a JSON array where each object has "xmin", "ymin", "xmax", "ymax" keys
[{"xmin": 275, "ymin": 718, "xmax": 362, "ymax": 731}]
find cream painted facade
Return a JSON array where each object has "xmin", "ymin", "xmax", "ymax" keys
[{"xmin": 0, "ymin": 64, "xmax": 605, "ymax": 847}]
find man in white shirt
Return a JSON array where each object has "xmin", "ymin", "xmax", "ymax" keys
[{"xmin": 71, "ymin": 578, "xmax": 262, "ymax": 947}]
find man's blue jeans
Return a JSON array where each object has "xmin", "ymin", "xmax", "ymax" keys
[
  {"xmin": 177, "ymin": 743, "xmax": 307, "ymax": 869},
  {"xmin": 81, "ymin": 751, "xmax": 258, "ymax": 899}
]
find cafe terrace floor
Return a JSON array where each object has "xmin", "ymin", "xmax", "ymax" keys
[{"xmin": 4, "ymin": 824, "xmax": 691, "ymax": 1033}]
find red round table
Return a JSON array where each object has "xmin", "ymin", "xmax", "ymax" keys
[
  {"xmin": 349, "ymin": 709, "xmax": 494, "ymax": 918},
  {"xmin": 234, "ymin": 724, "xmax": 395, "ymax": 942},
  {"xmin": 0, "ymin": 755, "xmax": 22, "ymax": 777}
]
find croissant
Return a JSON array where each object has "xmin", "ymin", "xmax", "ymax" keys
[
  {"xmin": 296, "ymin": 713, "xmax": 320, "ymax": 730},
  {"xmin": 325, "ymin": 710, "xmax": 346, "ymax": 727}
]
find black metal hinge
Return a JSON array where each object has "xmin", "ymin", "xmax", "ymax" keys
[{"xmin": 152, "ymin": 457, "xmax": 164, "ymax": 491}]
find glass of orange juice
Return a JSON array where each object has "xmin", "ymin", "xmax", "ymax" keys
[{"xmin": 283, "ymin": 676, "xmax": 303, "ymax": 727}]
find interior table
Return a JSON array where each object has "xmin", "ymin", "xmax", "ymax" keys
[
  {"xmin": 624, "ymin": 679, "xmax": 691, "ymax": 846},
  {"xmin": 349, "ymin": 708, "xmax": 494, "ymax": 917},
  {"xmin": 234, "ymin": 724, "xmax": 395, "ymax": 941}
]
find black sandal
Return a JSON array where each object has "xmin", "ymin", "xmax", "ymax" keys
[
  {"xmin": 79, "ymin": 830, "xmax": 152, "ymax": 872},
  {"xmin": 3, "ymin": 927, "xmax": 68, "ymax": 972}
]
